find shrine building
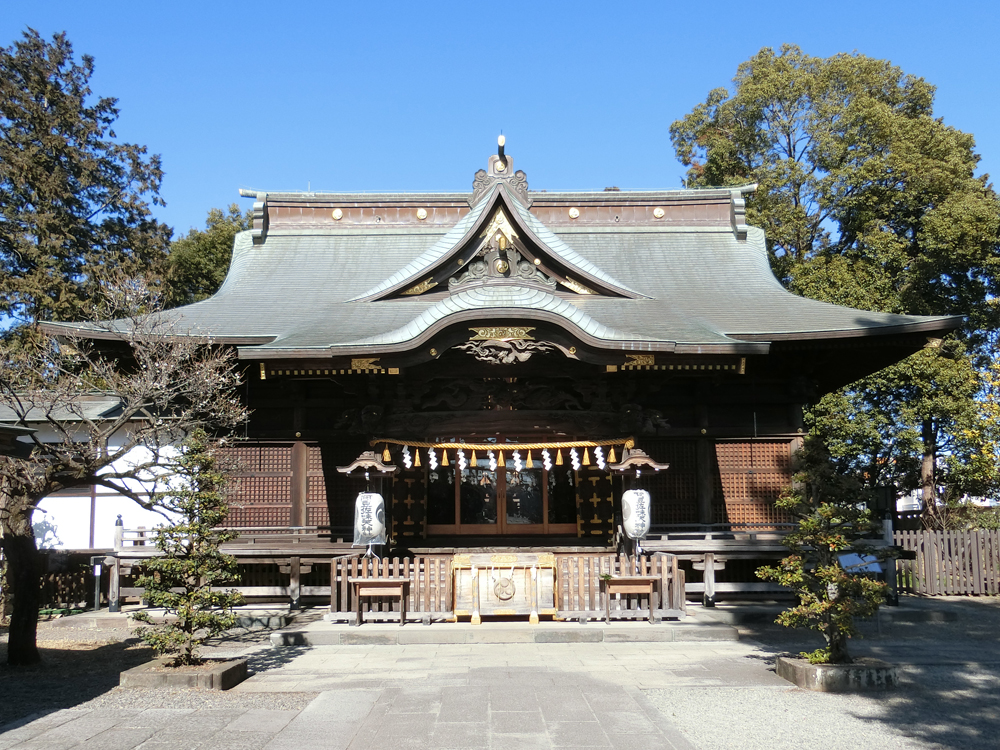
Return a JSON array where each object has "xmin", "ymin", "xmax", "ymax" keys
[{"xmin": 46, "ymin": 139, "xmax": 961, "ymax": 618}]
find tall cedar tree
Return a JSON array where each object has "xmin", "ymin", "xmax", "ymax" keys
[
  {"xmin": 0, "ymin": 30, "xmax": 171, "ymax": 330},
  {"xmin": 164, "ymin": 205, "xmax": 252, "ymax": 308},
  {"xmin": 671, "ymin": 45, "xmax": 1000, "ymax": 518},
  {"xmin": 132, "ymin": 430, "xmax": 244, "ymax": 666}
]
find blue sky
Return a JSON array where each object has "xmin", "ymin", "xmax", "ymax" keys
[{"xmin": 3, "ymin": 1, "xmax": 998, "ymax": 235}]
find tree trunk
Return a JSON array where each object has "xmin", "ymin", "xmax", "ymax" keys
[
  {"xmin": 0, "ymin": 522, "xmax": 42, "ymax": 665},
  {"xmin": 826, "ymin": 626, "xmax": 852, "ymax": 664},
  {"xmin": 921, "ymin": 418, "xmax": 938, "ymax": 524}
]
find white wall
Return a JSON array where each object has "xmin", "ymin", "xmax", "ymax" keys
[{"xmin": 31, "ymin": 439, "xmax": 179, "ymax": 550}]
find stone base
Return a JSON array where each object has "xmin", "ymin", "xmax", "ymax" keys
[
  {"xmin": 120, "ymin": 657, "xmax": 248, "ymax": 690},
  {"xmin": 776, "ymin": 656, "xmax": 898, "ymax": 692}
]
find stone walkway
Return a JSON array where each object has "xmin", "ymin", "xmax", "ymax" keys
[{"xmin": 4, "ymin": 598, "xmax": 1000, "ymax": 749}]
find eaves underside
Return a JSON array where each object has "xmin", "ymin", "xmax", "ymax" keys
[{"xmin": 729, "ymin": 316, "xmax": 963, "ymax": 341}]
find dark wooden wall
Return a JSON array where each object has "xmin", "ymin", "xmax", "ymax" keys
[{"xmin": 220, "ymin": 438, "xmax": 794, "ymax": 535}]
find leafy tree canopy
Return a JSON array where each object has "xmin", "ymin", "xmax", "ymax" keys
[
  {"xmin": 670, "ymin": 44, "xmax": 1000, "ymax": 342},
  {"xmin": 671, "ymin": 45, "xmax": 1000, "ymax": 514},
  {"xmin": 0, "ymin": 29, "xmax": 171, "ymax": 329},
  {"xmin": 164, "ymin": 204, "xmax": 251, "ymax": 308}
]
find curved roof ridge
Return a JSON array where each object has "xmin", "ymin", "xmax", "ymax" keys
[
  {"xmin": 350, "ymin": 184, "xmax": 644, "ymax": 303},
  {"xmin": 348, "ymin": 185, "xmax": 498, "ymax": 301},
  {"xmin": 504, "ymin": 186, "xmax": 643, "ymax": 297},
  {"xmin": 339, "ymin": 284, "xmax": 650, "ymax": 348},
  {"xmin": 213, "ymin": 230, "xmax": 255, "ymax": 297}
]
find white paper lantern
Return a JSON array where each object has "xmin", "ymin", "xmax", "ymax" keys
[
  {"xmin": 621, "ymin": 489, "xmax": 651, "ymax": 540},
  {"xmin": 353, "ymin": 492, "xmax": 387, "ymax": 546}
]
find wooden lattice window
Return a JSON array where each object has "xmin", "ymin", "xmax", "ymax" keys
[{"xmin": 714, "ymin": 440, "xmax": 793, "ymax": 527}]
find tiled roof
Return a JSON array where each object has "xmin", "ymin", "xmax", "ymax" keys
[{"xmin": 43, "ymin": 186, "xmax": 960, "ymax": 356}]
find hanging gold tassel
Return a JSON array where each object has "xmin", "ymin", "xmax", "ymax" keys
[
  {"xmin": 415, "ymin": 449, "xmax": 421, "ymax": 467},
  {"xmin": 382, "ymin": 445, "xmax": 391, "ymax": 463},
  {"xmin": 556, "ymin": 449, "xmax": 564, "ymax": 466},
  {"xmin": 441, "ymin": 448, "xmax": 448, "ymax": 467},
  {"xmin": 471, "ymin": 449, "xmax": 477, "ymax": 464},
  {"xmin": 583, "ymin": 447, "xmax": 591, "ymax": 466},
  {"xmin": 608, "ymin": 446, "xmax": 616, "ymax": 464},
  {"xmin": 498, "ymin": 450, "xmax": 505, "ymax": 467},
  {"xmin": 526, "ymin": 450, "xmax": 533, "ymax": 469}
]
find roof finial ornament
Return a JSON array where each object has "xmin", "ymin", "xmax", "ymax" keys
[{"xmin": 470, "ymin": 135, "xmax": 531, "ymax": 208}]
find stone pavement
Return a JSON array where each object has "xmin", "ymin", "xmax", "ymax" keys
[{"xmin": 4, "ymin": 598, "xmax": 1000, "ymax": 749}]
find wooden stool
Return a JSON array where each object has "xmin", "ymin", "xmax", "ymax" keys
[
  {"xmin": 349, "ymin": 577, "xmax": 410, "ymax": 626},
  {"xmin": 603, "ymin": 575, "xmax": 660, "ymax": 623}
]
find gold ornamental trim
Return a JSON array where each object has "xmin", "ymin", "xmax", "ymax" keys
[
  {"xmin": 402, "ymin": 278, "xmax": 438, "ymax": 296},
  {"xmin": 480, "ymin": 208, "xmax": 519, "ymax": 244},
  {"xmin": 351, "ymin": 358, "xmax": 381, "ymax": 370},
  {"xmin": 625, "ymin": 354, "xmax": 655, "ymax": 367},
  {"xmin": 489, "ymin": 554, "xmax": 520, "ymax": 565},
  {"xmin": 468, "ymin": 326, "xmax": 535, "ymax": 341},
  {"xmin": 562, "ymin": 276, "xmax": 596, "ymax": 295}
]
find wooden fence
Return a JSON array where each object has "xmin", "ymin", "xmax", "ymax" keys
[
  {"xmin": 553, "ymin": 553, "xmax": 686, "ymax": 620},
  {"xmin": 328, "ymin": 555, "xmax": 454, "ymax": 623},
  {"xmin": 895, "ymin": 530, "xmax": 1000, "ymax": 596},
  {"xmin": 325, "ymin": 553, "xmax": 685, "ymax": 623}
]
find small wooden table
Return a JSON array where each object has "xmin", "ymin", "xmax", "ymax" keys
[
  {"xmin": 603, "ymin": 575, "xmax": 660, "ymax": 623},
  {"xmin": 349, "ymin": 577, "xmax": 410, "ymax": 626}
]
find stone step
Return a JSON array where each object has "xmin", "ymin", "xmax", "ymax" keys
[{"xmin": 270, "ymin": 615, "xmax": 738, "ymax": 646}]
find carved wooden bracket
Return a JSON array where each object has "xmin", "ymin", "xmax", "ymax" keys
[
  {"xmin": 336, "ymin": 450, "xmax": 399, "ymax": 475},
  {"xmin": 608, "ymin": 448, "xmax": 670, "ymax": 472}
]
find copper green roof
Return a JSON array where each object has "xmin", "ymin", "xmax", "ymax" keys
[{"xmin": 44, "ymin": 175, "xmax": 961, "ymax": 359}]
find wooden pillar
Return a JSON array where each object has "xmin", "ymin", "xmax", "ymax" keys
[
  {"xmin": 696, "ymin": 440, "xmax": 714, "ymax": 526},
  {"xmin": 696, "ymin": 399, "xmax": 713, "ymax": 526},
  {"xmin": 290, "ymin": 441, "xmax": 308, "ymax": 528},
  {"xmin": 107, "ymin": 556, "xmax": 121, "ymax": 613}
]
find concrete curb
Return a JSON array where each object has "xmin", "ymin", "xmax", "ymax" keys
[
  {"xmin": 120, "ymin": 657, "xmax": 249, "ymax": 690},
  {"xmin": 775, "ymin": 656, "xmax": 898, "ymax": 692}
]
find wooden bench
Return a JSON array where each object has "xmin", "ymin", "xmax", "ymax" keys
[
  {"xmin": 602, "ymin": 575, "xmax": 660, "ymax": 623},
  {"xmin": 349, "ymin": 577, "xmax": 410, "ymax": 626}
]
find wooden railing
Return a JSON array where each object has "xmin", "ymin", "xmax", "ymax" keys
[
  {"xmin": 553, "ymin": 553, "xmax": 685, "ymax": 620},
  {"xmin": 328, "ymin": 555, "xmax": 454, "ymax": 623},
  {"xmin": 895, "ymin": 529, "xmax": 1000, "ymax": 596}
]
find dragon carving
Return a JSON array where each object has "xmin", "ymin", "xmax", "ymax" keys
[{"xmin": 453, "ymin": 339, "xmax": 555, "ymax": 365}]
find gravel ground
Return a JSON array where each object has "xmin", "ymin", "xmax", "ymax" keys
[
  {"xmin": 657, "ymin": 595, "xmax": 1000, "ymax": 750},
  {"xmin": 647, "ymin": 665, "xmax": 1000, "ymax": 750},
  {"xmin": 0, "ymin": 615, "xmax": 316, "ymax": 728}
]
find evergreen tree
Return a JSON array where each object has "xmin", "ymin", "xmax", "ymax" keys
[
  {"xmin": 0, "ymin": 29, "xmax": 170, "ymax": 331},
  {"xmin": 671, "ymin": 45, "xmax": 1000, "ymax": 515},
  {"xmin": 132, "ymin": 430, "xmax": 244, "ymax": 666},
  {"xmin": 164, "ymin": 205, "xmax": 252, "ymax": 308},
  {"xmin": 758, "ymin": 438, "xmax": 887, "ymax": 664}
]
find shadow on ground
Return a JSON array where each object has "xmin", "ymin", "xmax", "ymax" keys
[
  {"xmin": 731, "ymin": 596, "xmax": 1000, "ymax": 749},
  {"xmin": 0, "ymin": 635, "xmax": 154, "ymax": 728}
]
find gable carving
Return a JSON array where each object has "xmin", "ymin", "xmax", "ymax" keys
[
  {"xmin": 356, "ymin": 183, "xmax": 641, "ymax": 303},
  {"xmin": 449, "ymin": 213, "xmax": 557, "ymax": 293}
]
